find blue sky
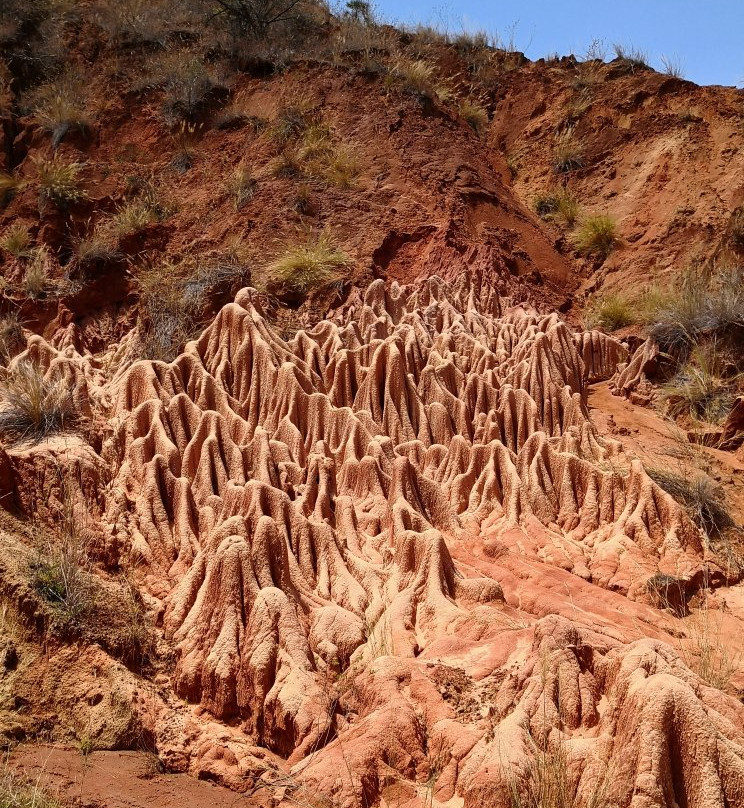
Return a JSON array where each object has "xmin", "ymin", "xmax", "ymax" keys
[{"xmin": 369, "ymin": 0, "xmax": 742, "ymax": 87}]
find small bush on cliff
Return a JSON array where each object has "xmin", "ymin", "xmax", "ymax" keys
[
  {"xmin": 574, "ymin": 214, "xmax": 620, "ymax": 259},
  {"xmin": 266, "ymin": 231, "xmax": 352, "ymax": 296},
  {"xmin": 391, "ymin": 59, "xmax": 435, "ymax": 98},
  {"xmin": 0, "ymin": 360, "xmax": 79, "ymax": 443}
]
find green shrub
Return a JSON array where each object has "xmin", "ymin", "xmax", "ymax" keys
[
  {"xmin": 585, "ymin": 293, "xmax": 635, "ymax": 331},
  {"xmin": 0, "ymin": 764, "xmax": 64, "ymax": 808},
  {"xmin": 266, "ymin": 232, "xmax": 352, "ymax": 296},
  {"xmin": 574, "ymin": 214, "xmax": 620, "ymax": 258}
]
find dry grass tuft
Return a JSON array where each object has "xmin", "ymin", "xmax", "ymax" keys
[
  {"xmin": 0, "ymin": 312, "xmax": 26, "ymax": 364},
  {"xmin": 681, "ymin": 600, "xmax": 739, "ymax": 691},
  {"xmin": 553, "ymin": 127, "xmax": 585, "ymax": 173},
  {"xmin": 659, "ymin": 344, "xmax": 741, "ymax": 425},
  {"xmin": 534, "ymin": 188, "xmax": 579, "ymax": 227},
  {"xmin": 266, "ymin": 232, "xmax": 352, "ymax": 296},
  {"xmin": 35, "ymin": 156, "xmax": 86, "ymax": 209},
  {"xmin": 30, "ymin": 69, "xmax": 92, "ymax": 148},
  {"xmin": 574, "ymin": 214, "xmax": 620, "ymax": 258},
  {"xmin": 459, "ymin": 99, "xmax": 489, "ymax": 134},
  {"xmin": 0, "ymin": 222, "xmax": 32, "ymax": 258},
  {"xmin": 647, "ymin": 467, "xmax": 736, "ymax": 542},
  {"xmin": 0, "ymin": 360, "xmax": 79, "ymax": 443},
  {"xmin": 225, "ymin": 164, "xmax": 257, "ymax": 210},
  {"xmin": 584, "ymin": 293, "xmax": 635, "ymax": 332},
  {"xmin": 23, "ymin": 247, "xmax": 50, "ymax": 299},
  {"xmin": 392, "ymin": 59, "xmax": 435, "ymax": 97},
  {"xmin": 0, "ymin": 171, "xmax": 21, "ymax": 205},
  {"xmin": 0, "ymin": 763, "xmax": 65, "ymax": 808}
]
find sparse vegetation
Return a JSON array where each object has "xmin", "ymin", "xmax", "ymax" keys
[
  {"xmin": 534, "ymin": 188, "xmax": 579, "ymax": 226},
  {"xmin": 645, "ymin": 266, "xmax": 744, "ymax": 351},
  {"xmin": 392, "ymin": 59, "xmax": 435, "ymax": 98},
  {"xmin": 0, "ymin": 313, "xmax": 25, "ymax": 365},
  {"xmin": 553, "ymin": 127, "xmax": 585, "ymax": 173},
  {"xmin": 584, "ymin": 293, "xmax": 635, "ymax": 331},
  {"xmin": 0, "ymin": 764, "xmax": 65, "ymax": 808},
  {"xmin": 0, "ymin": 223, "xmax": 32, "ymax": 258},
  {"xmin": 647, "ymin": 467, "xmax": 736, "ymax": 542},
  {"xmin": 318, "ymin": 145, "xmax": 360, "ymax": 188},
  {"xmin": 681, "ymin": 599, "xmax": 739, "ymax": 691},
  {"xmin": 23, "ymin": 248, "xmax": 50, "ymax": 298},
  {"xmin": 0, "ymin": 360, "xmax": 79, "ymax": 443},
  {"xmin": 459, "ymin": 99, "xmax": 489, "ymax": 134},
  {"xmin": 612, "ymin": 43, "xmax": 649, "ymax": 73},
  {"xmin": 73, "ymin": 222, "xmax": 121, "ymax": 267},
  {"xmin": 0, "ymin": 172, "xmax": 21, "ymax": 206},
  {"xmin": 225, "ymin": 164, "xmax": 257, "ymax": 210},
  {"xmin": 30, "ymin": 70, "xmax": 92, "ymax": 148},
  {"xmin": 660, "ymin": 54, "xmax": 685, "ymax": 80},
  {"xmin": 35, "ymin": 156, "xmax": 86, "ymax": 209},
  {"xmin": 266, "ymin": 231, "xmax": 352, "ymax": 296},
  {"xmin": 574, "ymin": 214, "xmax": 620, "ymax": 258}
]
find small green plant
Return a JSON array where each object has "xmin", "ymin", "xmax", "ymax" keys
[
  {"xmin": 584, "ymin": 293, "xmax": 635, "ymax": 331},
  {"xmin": 78, "ymin": 733, "xmax": 95, "ymax": 758},
  {"xmin": 73, "ymin": 222, "xmax": 121, "ymax": 266},
  {"xmin": 574, "ymin": 214, "xmax": 620, "ymax": 258},
  {"xmin": 271, "ymin": 98, "xmax": 315, "ymax": 145},
  {"xmin": 225, "ymin": 164, "xmax": 256, "ymax": 210},
  {"xmin": 266, "ymin": 231, "xmax": 352, "ymax": 296},
  {"xmin": 35, "ymin": 156, "xmax": 86, "ymax": 208},
  {"xmin": 111, "ymin": 185, "xmax": 175, "ymax": 236},
  {"xmin": 0, "ymin": 222, "xmax": 32, "ymax": 257},
  {"xmin": 553, "ymin": 127, "xmax": 585, "ymax": 173},
  {"xmin": 459, "ymin": 99, "xmax": 489, "ymax": 134},
  {"xmin": 171, "ymin": 120, "xmax": 201, "ymax": 171},
  {"xmin": 534, "ymin": 188, "xmax": 579, "ymax": 226},
  {"xmin": 0, "ymin": 360, "xmax": 79, "ymax": 443}
]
